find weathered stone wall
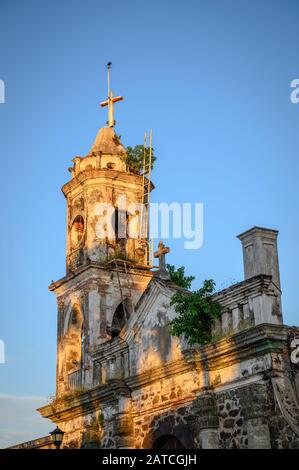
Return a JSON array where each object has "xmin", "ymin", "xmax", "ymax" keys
[
  {"xmin": 216, "ymin": 389, "xmax": 247, "ymax": 448},
  {"xmin": 64, "ymin": 169, "xmax": 149, "ymax": 271},
  {"xmin": 39, "ymin": 338, "xmax": 299, "ymax": 450},
  {"xmin": 51, "ymin": 266, "xmax": 151, "ymax": 396},
  {"xmin": 39, "ymin": 273, "xmax": 299, "ymax": 450},
  {"xmin": 212, "ymin": 275, "xmax": 282, "ymax": 340},
  {"xmin": 269, "ymin": 414, "xmax": 299, "ymax": 449},
  {"xmin": 129, "ymin": 379, "xmax": 299, "ymax": 449},
  {"xmin": 129, "ymin": 371, "xmax": 202, "ymax": 448},
  {"xmin": 127, "ymin": 283, "xmax": 184, "ymax": 376},
  {"xmin": 61, "ymin": 411, "xmax": 101, "ymax": 449},
  {"xmin": 128, "ymin": 381, "xmax": 258, "ymax": 449},
  {"xmin": 214, "ymin": 382, "xmax": 272, "ymax": 449}
]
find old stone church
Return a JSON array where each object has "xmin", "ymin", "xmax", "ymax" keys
[{"xmin": 12, "ymin": 75, "xmax": 299, "ymax": 449}]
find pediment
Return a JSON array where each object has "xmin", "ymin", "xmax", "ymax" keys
[{"xmin": 122, "ymin": 278, "xmax": 186, "ymax": 375}]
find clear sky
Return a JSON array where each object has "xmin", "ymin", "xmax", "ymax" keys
[{"xmin": 0, "ymin": 0, "xmax": 298, "ymax": 447}]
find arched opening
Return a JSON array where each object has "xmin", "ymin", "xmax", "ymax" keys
[
  {"xmin": 142, "ymin": 419, "xmax": 194, "ymax": 449},
  {"xmin": 111, "ymin": 303, "xmax": 126, "ymax": 338},
  {"xmin": 71, "ymin": 308, "xmax": 81, "ymax": 328},
  {"xmin": 111, "ymin": 208, "xmax": 129, "ymax": 241},
  {"xmin": 110, "ymin": 300, "xmax": 132, "ymax": 338},
  {"xmin": 153, "ymin": 435, "xmax": 185, "ymax": 449},
  {"xmin": 71, "ymin": 215, "xmax": 84, "ymax": 246},
  {"xmin": 65, "ymin": 306, "xmax": 84, "ymax": 375}
]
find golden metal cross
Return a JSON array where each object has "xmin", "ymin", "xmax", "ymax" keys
[{"xmin": 100, "ymin": 62, "xmax": 123, "ymax": 127}]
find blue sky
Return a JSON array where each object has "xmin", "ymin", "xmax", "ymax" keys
[{"xmin": 0, "ymin": 0, "xmax": 298, "ymax": 447}]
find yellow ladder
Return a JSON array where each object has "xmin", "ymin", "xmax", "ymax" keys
[
  {"xmin": 110, "ymin": 259, "xmax": 134, "ymax": 320},
  {"xmin": 140, "ymin": 130, "xmax": 153, "ymax": 266}
]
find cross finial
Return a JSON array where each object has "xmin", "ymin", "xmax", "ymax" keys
[
  {"xmin": 154, "ymin": 241, "xmax": 171, "ymax": 279},
  {"xmin": 100, "ymin": 62, "xmax": 124, "ymax": 128}
]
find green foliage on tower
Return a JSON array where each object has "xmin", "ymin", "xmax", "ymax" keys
[
  {"xmin": 167, "ymin": 264, "xmax": 195, "ymax": 289},
  {"xmin": 125, "ymin": 144, "xmax": 156, "ymax": 174},
  {"xmin": 168, "ymin": 265, "xmax": 221, "ymax": 346}
]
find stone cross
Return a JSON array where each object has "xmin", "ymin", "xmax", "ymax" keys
[{"xmin": 154, "ymin": 241, "xmax": 170, "ymax": 279}]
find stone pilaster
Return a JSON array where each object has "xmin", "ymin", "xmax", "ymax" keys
[
  {"xmin": 195, "ymin": 392, "xmax": 219, "ymax": 449},
  {"xmin": 113, "ymin": 395, "xmax": 134, "ymax": 449},
  {"xmin": 241, "ymin": 383, "xmax": 271, "ymax": 449},
  {"xmin": 114, "ymin": 413, "xmax": 134, "ymax": 449}
]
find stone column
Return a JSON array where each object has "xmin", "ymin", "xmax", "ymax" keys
[
  {"xmin": 101, "ymin": 360, "xmax": 108, "ymax": 383},
  {"xmin": 195, "ymin": 392, "xmax": 219, "ymax": 449},
  {"xmin": 123, "ymin": 351, "xmax": 129, "ymax": 378},
  {"xmin": 222, "ymin": 309, "xmax": 232, "ymax": 334},
  {"xmin": 241, "ymin": 383, "xmax": 271, "ymax": 449},
  {"xmin": 232, "ymin": 305, "xmax": 241, "ymax": 331},
  {"xmin": 115, "ymin": 397, "xmax": 134, "ymax": 449},
  {"xmin": 114, "ymin": 355, "xmax": 123, "ymax": 379}
]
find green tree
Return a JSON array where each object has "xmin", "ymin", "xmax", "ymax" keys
[
  {"xmin": 170, "ymin": 278, "xmax": 221, "ymax": 346},
  {"xmin": 125, "ymin": 144, "xmax": 156, "ymax": 174},
  {"xmin": 167, "ymin": 264, "xmax": 195, "ymax": 289}
]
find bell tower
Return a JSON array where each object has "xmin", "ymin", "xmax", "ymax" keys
[
  {"xmin": 50, "ymin": 65, "xmax": 153, "ymax": 396},
  {"xmin": 64, "ymin": 124, "xmax": 150, "ymax": 272}
]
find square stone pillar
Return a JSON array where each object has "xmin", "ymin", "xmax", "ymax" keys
[{"xmin": 237, "ymin": 226, "xmax": 281, "ymax": 289}]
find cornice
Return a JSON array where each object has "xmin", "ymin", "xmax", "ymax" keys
[
  {"xmin": 213, "ymin": 274, "xmax": 280, "ymax": 307},
  {"xmin": 62, "ymin": 168, "xmax": 154, "ymax": 197},
  {"xmin": 49, "ymin": 262, "xmax": 153, "ymax": 293},
  {"xmin": 38, "ymin": 324, "xmax": 291, "ymax": 423},
  {"xmin": 125, "ymin": 323, "xmax": 290, "ymax": 389},
  {"xmin": 38, "ymin": 379, "xmax": 131, "ymax": 423}
]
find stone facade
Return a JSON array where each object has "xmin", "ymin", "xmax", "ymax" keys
[
  {"xmin": 38, "ymin": 319, "xmax": 299, "ymax": 449},
  {"xmin": 13, "ymin": 116, "xmax": 299, "ymax": 449}
]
